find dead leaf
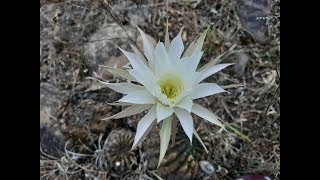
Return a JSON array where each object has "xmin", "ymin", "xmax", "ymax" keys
[{"xmin": 182, "ymin": 31, "xmax": 187, "ymax": 42}]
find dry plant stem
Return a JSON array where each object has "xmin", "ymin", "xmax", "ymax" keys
[
  {"xmin": 263, "ymin": 85, "xmax": 280, "ymax": 118},
  {"xmin": 220, "ymin": 99, "xmax": 235, "ymax": 121},
  {"xmin": 96, "ymin": 0, "xmax": 135, "ymax": 44},
  {"xmin": 236, "ymin": 85, "xmax": 280, "ymax": 155}
]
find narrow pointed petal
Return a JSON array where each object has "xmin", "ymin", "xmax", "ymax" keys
[
  {"xmin": 165, "ymin": 18, "xmax": 170, "ymax": 51},
  {"xmin": 137, "ymin": 26, "xmax": 155, "ymax": 71},
  {"xmin": 118, "ymin": 50, "xmax": 155, "ymax": 91},
  {"xmin": 154, "ymin": 42, "xmax": 170, "ymax": 75},
  {"xmin": 198, "ymin": 51, "xmax": 228, "ymax": 71},
  {"xmin": 168, "ymin": 28, "xmax": 184, "ymax": 61},
  {"xmin": 106, "ymin": 101, "xmax": 134, "ymax": 106},
  {"xmin": 171, "ymin": 91, "xmax": 189, "ymax": 108},
  {"xmin": 102, "ymin": 104, "xmax": 152, "ymax": 120},
  {"xmin": 193, "ymin": 128, "xmax": 208, "ymax": 153},
  {"xmin": 180, "ymin": 51, "xmax": 203, "ymax": 72},
  {"xmin": 98, "ymin": 81, "xmax": 145, "ymax": 94},
  {"xmin": 183, "ymin": 41, "xmax": 195, "ymax": 58},
  {"xmin": 197, "ymin": 63, "xmax": 234, "ymax": 83},
  {"xmin": 183, "ymin": 26, "xmax": 209, "ymax": 58},
  {"xmin": 119, "ymin": 48, "xmax": 151, "ymax": 73},
  {"xmin": 191, "ymin": 103, "xmax": 223, "ymax": 127},
  {"xmin": 156, "ymin": 102, "xmax": 174, "ymax": 123},
  {"xmin": 158, "ymin": 115, "xmax": 172, "ymax": 168},
  {"xmin": 128, "ymin": 69, "xmax": 155, "ymax": 93},
  {"xmin": 154, "ymin": 91, "xmax": 172, "ymax": 106},
  {"xmin": 132, "ymin": 105, "xmax": 157, "ymax": 149},
  {"xmin": 189, "ymin": 83, "xmax": 226, "ymax": 100},
  {"xmin": 99, "ymin": 65, "xmax": 136, "ymax": 82},
  {"xmin": 129, "ymin": 43, "xmax": 148, "ymax": 66},
  {"xmin": 175, "ymin": 97, "xmax": 193, "ymax": 113},
  {"xmin": 118, "ymin": 90, "xmax": 156, "ymax": 104},
  {"xmin": 174, "ymin": 108, "xmax": 193, "ymax": 143}
]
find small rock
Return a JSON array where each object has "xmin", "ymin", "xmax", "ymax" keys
[
  {"xmin": 83, "ymin": 22, "xmax": 136, "ymax": 66},
  {"xmin": 235, "ymin": 0, "xmax": 272, "ymax": 43},
  {"xmin": 233, "ymin": 53, "xmax": 249, "ymax": 76},
  {"xmin": 199, "ymin": 160, "xmax": 215, "ymax": 174}
]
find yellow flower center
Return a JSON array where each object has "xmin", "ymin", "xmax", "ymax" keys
[{"xmin": 158, "ymin": 74, "xmax": 183, "ymax": 101}]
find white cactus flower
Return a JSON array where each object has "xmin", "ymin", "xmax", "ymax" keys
[{"xmin": 99, "ymin": 22, "xmax": 233, "ymax": 167}]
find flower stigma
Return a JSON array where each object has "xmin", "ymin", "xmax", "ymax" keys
[{"xmin": 158, "ymin": 74, "xmax": 183, "ymax": 102}]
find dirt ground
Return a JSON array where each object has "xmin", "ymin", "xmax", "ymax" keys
[{"xmin": 40, "ymin": 0, "xmax": 280, "ymax": 179}]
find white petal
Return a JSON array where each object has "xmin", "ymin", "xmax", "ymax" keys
[
  {"xmin": 129, "ymin": 43, "xmax": 148, "ymax": 66},
  {"xmin": 170, "ymin": 91, "xmax": 188, "ymax": 107},
  {"xmin": 118, "ymin": 90, "xmax": 156, "ymax": 104},
  {"xmin": 99, "ymin": 65, "xmax": 136, "ymax": 82},
  {"xmin": 191, "ymin": 103, "xmax": 223, "ymax": 127},
  {"xmin": 168, "ymin": 28, "xmax": 184, "ymax": 62},
  {"xmin": 128, "ymin": 69, "xmax": 155, "ymax": 93},
  {"xmin": 170, "ymin": 90, "xmax": 191, "ymax": 109},
  {"xmin": 156, "ymin": 102, "xmax": 174, "ymax": 123},
  {"xmin": 180, "ymin": 51, "xmax": 203, "ymax": 72},
  {"xmin": 158, "ymin": 115, "xmax": 172, "ymax": 167},
  {"xmin": 183, "ymin": 27, "xmax": 209, "ymax": 58},
  {"xmin": 180, "ymin": 73, "xmax": 199, "ymax": 92},
  {"xmin": 154, "ymin": 42, "xmax": 170, "ymax": 76},
  {"xmin": 174, "ymin": 108, "xmax": 193, "ymax": 143},
  {"xmin": 165, "ymin": 19, "xmax": 170, "ymax": 51},
  {"xmin": 98, "ymin": 81, "xmax": 145, "ymax": 94},
  {"xmin": 132, "ymin": 105, "xmax": 157, "ymax": 149},
  {"xmin": 119, "ymin": 48, "xmax": 151, "ymax": 73},
  {"xmin": 198, "ymin": 51, "xmax": 228, "ymax": 71},
  {"xmin": 173, "ymin": 63, "xmax": 200, "ymax": 91},
  {"xmin": 183, "ymin": 41, "xmax": 195, "ymax": 58},
  {"xmin": 106, "ymin": 101, "xmax": 134, "ymax": 106},
  {"xmin": 154, "ymin": 91, "xmax": 172, "ymax": 106},
  {"xmin": 102, "ymin": 104, "xmax": 152, "ymax": 120},
  {"xmin": 175, "ymin": 97, "xmax": 193, "ymax": 113},
  {"xmin": 189, "ymin": 83, "xmax": 226, "ymax": 100},
  {"xmin": 197, "ymin": 63, "xmax": 233, "ymax": 83},
  {"xmin": 137, "ymin": 26, "xmax": 155, "ymax": 71}
]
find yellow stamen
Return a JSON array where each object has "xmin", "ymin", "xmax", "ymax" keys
[{"xmin": 158, "ymin": 74, "xmax": 183, "ymax": 101}]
